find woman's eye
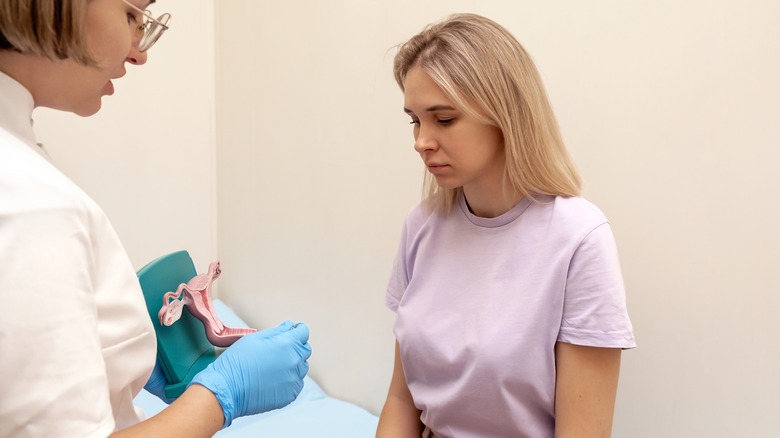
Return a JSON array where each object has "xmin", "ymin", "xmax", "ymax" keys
[
  {"xmin": 409, "ymin": 120, "xmax": 420, "ymax": 126},
  {"xmin": 438, "ymin": 118, "xmax": 454, "ymax": 126},
  {"xmin": 127, "ymin": 13, "xmax": 139, "ymax": 24}
]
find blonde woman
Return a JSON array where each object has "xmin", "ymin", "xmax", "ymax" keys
[
  {"xmin": 0, "ymin": 1, "xmax": 310, "ymax": 436},
  {"xmin": 377, "ymin": 13, "xmax": 635, "ymax": 437}
]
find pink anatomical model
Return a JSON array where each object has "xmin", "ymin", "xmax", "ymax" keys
[{"xmin": 158, "ymin": 261, "xmax": 256, "ymax": 347}]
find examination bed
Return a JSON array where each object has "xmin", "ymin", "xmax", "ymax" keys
[
  {"xmin": 134, "ymin": 299, "xmax": 378, "ymax": 437},
  {"xmin": 133, "ymin": 251, "xmax": 378, "ymax": 437}
]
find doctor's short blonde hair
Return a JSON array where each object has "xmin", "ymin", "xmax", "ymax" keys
[
  {"xmin": 0, "ymin": 0, "xmax": 93, "ymax": 65},
  {"xmin": 393, "ymin": 13, "xmax": 582, "ymax": 214}
]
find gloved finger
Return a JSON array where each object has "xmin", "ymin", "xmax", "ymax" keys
[
  {"xmin": 297, "ymin": 339, "xmax": 313, "ymax": 362},
  {"xmin": 143, "ymin": 366, "xmax": 167, "ymax": 396},
  {"xmin": 287, "ymin": 322, "xmax": 310, "ymax": 344},
  {"xmin": 297, "ymin": 356, "xmax": 311, "ymax": 378},
  {"xmin": 145, "ymin": 361, "xmax": 168, "ymax": 387},
  {"xmin": 252, "ymin": 320, "xmax": 295, "ymax": 340},
  {"xmin": 144, "ymin": 360, "xmax": 177, "ymax": 404}
]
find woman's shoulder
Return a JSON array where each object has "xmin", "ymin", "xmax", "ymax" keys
[
  {"xmin": 552, "ymin": 196, "xmax": 608, "ymax": 220},
  {"xmin": 403, "ymin": 200, "xmax": 433, "ymax": 224},
  {"xmin": 528, "ymin": 195, "xmax": 611, "ymax": 234}
]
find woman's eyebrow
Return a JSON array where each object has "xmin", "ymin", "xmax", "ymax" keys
[{"xmin": 404, "ymin": 105, "xmax": 457, "ymax": 114}]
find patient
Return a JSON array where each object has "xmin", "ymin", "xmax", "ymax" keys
[{"xmin": 376, "ymin": 13, "xmax": 635, "ymax": 437}]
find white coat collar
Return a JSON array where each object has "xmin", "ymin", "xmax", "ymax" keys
[{"xmin": 0, "ymin": 70, "xmax": 39, "ymax": 149}]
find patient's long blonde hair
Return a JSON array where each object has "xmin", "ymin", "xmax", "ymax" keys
[{"xmin": 393, "ymin": 13, "xmax": 582, "ymax": 214}]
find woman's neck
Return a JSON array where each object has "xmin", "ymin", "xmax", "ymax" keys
[{"xmin": 462, "ymin": 186, "xmax": 523, "ymax": 218}]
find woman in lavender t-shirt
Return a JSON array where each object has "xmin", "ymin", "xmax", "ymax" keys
[{"xmin": 376, "ymin": 13, "xmax": 635, "ymax": 438}]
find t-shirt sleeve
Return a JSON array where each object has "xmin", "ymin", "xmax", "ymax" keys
[
  {"xmin": 557, "ymin": 222, "xmax": 636, "ymax": 349},
  {"xmin": 385, "ymin": 221, "xmax": 411, "ymax": 312}
]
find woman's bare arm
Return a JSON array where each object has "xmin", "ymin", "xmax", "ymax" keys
[
  {"xmin": 554, "ymin": 342, "xmax": 622, "ymax": 438},
  {"xmin": 376, "ymin": 341, "xmax": 424, "ymax": 437}
]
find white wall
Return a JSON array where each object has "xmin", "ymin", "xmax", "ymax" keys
[
  {"xmin": 32, "ymin": 0, "xmax": 780, "ymax": 436},
  {"xmin": 33, "ymin": 0, "xmax": 217, "ymax": 270}
]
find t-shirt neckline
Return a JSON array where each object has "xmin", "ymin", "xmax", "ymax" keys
[{"xmin": 458, "ymin": 191, "xmax": 532, "ymax": 228}]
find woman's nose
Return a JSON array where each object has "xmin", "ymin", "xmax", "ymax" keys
[
  {"xmin": 413, "ymin": 127, "xmax": 438, "ymax": 154},
  {"xmin": 126, "ymin": 44, "xmax": 148, "ymax": 66}
]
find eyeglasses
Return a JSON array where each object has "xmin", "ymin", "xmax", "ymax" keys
[{"xmin": 121, "ymin": 0, "xmax": 172, "ymax": 52}]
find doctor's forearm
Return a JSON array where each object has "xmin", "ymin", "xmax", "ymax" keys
[{"xmin": 111, "ymin": 385, "xmax": 223, "ymax": 438}]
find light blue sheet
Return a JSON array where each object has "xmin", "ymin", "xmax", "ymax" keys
[{"xmin": 134, "ymin": 300, "xmax": 378, "ymax": 437}]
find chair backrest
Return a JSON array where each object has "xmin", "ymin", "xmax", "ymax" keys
[{"xmin": 137, "ymin": 250, "xmax": 218, "ymax": 399}]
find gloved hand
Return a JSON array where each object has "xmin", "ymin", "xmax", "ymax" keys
[
  {"xmin": 189, "ymin": 320, "xmax": 312, "ymax": 428},
  {"xmin": 143, "ymin": 359, "xmax": 178, "ymax": 404}
]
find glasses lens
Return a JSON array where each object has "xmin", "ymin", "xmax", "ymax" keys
[{"xmin": 139, "ymin": 13, "xmax": 171, "ymax": 52}]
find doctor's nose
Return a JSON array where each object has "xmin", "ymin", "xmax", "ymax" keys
[{"xmin": 127, "ymin": 44, "xmax": 148, "ymax": 66}]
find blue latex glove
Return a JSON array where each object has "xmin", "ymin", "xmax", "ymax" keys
[
  {"xmin": 189, "ymin": 320, "xmax": 312, "ymax": 428},
  {"xmin": 143, "ymin": 359, "xmax": 178, "ymax": 404}
]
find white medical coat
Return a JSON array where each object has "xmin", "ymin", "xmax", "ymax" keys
[{"xmin": 0, "ymin": 71, "xmax": 157, "ymax": 437}]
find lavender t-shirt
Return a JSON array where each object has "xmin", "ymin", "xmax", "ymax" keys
[{"xmin": 386, "ymin": 193, "xmax": 635, "ymax": 438}]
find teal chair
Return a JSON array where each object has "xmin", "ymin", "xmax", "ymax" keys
[{"xmin": 137, "ymin": 250, "xmax": 220, "ymax": 399}]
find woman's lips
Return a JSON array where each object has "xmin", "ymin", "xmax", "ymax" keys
[{"xmin": 426, "ymin": 163, "xmax": 449, "ymax": 175}]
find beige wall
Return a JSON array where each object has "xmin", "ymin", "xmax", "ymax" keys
[
  {"xmin": 33, "ymin": 0, "xmax": 780, "ymax": 436},
  {"xmin": 34, "ymin": 0, "xmax": 218, "ymax": 270}
]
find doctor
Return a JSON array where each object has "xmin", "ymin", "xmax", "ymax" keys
[{"xmin": 0, "ymin": 1, "xmax": 311, "ymax": 437}]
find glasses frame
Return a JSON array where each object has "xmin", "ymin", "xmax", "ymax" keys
[{"xmin": 121, "ymin": 0, "xmax": 171, "ymax": 52}]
